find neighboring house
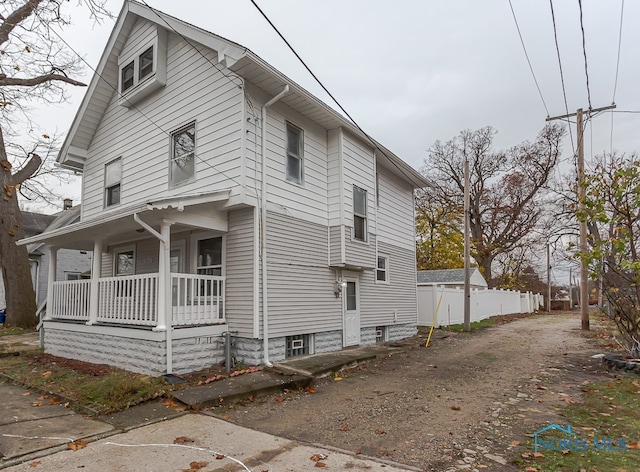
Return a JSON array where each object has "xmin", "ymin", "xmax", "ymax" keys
[
  {"xmin": 0, "ymin": 206, "xmax": 91, "ymax": 312},
  {"xmin": 19, "ymin": 1, "xmax": 430, "ymax": 376},
  {"xmin": 417, "ymin": 268, "xmax": 487, "ymax": 290}
]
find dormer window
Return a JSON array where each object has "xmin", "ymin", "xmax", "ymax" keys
[
  {"xmin": 139, "ymin": 46, "xmax": 154, "ymax": 80},
  {"xmin": 117, "ymin": 27, "xmax": 167, "ymax": 108},
  {"xmin": 121, "ymin": 61, "xmax": 134, "ymax": 92}
]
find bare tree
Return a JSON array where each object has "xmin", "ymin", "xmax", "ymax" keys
[
  {"xmin": 422, "ymin": 124, "xmax": 565, "ymax": 286},
  {"xmin": 0, "ymin": 0, "xmax": 110, "ymax": 327}
]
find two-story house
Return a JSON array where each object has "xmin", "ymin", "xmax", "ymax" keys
[{"xmin": 19, "ymin": 1, "xmax": 430, "ymax": 376}]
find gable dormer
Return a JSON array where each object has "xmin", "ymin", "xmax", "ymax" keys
[{"xmin": 117, "ymin": 21, "xmax": 167, "ymax": 108}]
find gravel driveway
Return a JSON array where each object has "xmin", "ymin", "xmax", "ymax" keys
[{"xmin": 221, "ymin": 313, "xmax": 611, "ymax": 471}]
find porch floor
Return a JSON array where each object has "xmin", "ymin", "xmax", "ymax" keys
[{"xmin": 169, "ymin": 341, "xmax": 413, "ymax": 410}]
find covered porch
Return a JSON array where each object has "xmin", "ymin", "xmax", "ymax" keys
[{"xmin": 18, "ymin": 192, "xmax": 235, "ymax": 374}]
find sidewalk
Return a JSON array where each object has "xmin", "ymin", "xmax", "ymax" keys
[{"xmin": 1, "ymin": 339, "xmax": 417, "ymax": 471}]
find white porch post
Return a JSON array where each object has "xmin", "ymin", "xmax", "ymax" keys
[
  {"xmin": 45, "ymin": 247, "xmax": 57, "ymax": 320},
  {"xmin": 87, "ymin": 239, "xmax": 102, "ymax": 325},
  {"xmin": 155, "ymin": 221, "xmax": 172, "ymax": 332}
]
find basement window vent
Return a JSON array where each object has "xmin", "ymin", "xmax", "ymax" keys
[
  {"xmin": 375, "ymin": 326, "xmax": 387, "ymax": 343},
  {"xmin": 286, "ymin": 334, "xmax": 310, "ymax": 358}
]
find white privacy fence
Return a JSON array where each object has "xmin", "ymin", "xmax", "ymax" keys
[{"xmin": 417, "ymin": 285, "xmax": 544, "ymax": 327}]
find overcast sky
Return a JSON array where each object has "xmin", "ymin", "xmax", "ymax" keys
[{"xmin": 27, "ymin": 0, "xmax": 638, "ymax": 282}]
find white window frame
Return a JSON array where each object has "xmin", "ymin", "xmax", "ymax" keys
[
  {"xmin": 138, "ymin": 46, "xmax": 154, "ymax": 81},
  {"xmin": 376, "ymin": 255, "xmax": 389, "ymax": 284},
  {"xmin": 285, "ymin": 122, "xmax": 304, "ymax": 185},
  {"xmin": 113, "ymin": 246, "xmax": 135, "ymax": 277},
  {"xmin": 65, "ymin": 272, "xmax": 82, "ymax": 281},
  {"xmin": 170, "ymin": 122, "xmax": 196, "ymax": 187},
  {"xmin": 190, "ymin": 233, "xmax": 225, "ymax": 276},
  {"xmin": 104, "ymin": 157, "xmax": 122, "ymax": 208},
  {"xmin": 352, "ymin": 185, "xmax": 368, "ymax": 242}
]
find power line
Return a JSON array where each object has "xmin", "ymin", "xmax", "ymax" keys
[
  {"xmin": 508, "ymin": 0, "xmax": 550, "ymax": 117},
  {"xmin": 610, "ymin": 0, "xmax": 625, "ymax": 154},
  {"xmin": 548, "ymin": 0, "xmax": 576, "ymax": 156},
  {"xmin": 46, "ymin": 21, "xmax": 247, "ymax": 191},
  {"xmin": 577, "ymin": 0, "xmax": 592, "ymax": 110},
  {"xmin": 248, "ymin": 0, "xmax": 425, "ymax": 188}
]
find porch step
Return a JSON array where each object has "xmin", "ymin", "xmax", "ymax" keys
[{"xmin": 170, "ymin": 371, "xmax": 311, "ymax": 410}]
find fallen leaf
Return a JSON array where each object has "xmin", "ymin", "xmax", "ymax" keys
[
  {"xmin": 215, "ymin": 455, "xmax": 224, "ymax": 460},
  {"xmin": 315, "ymin": 461, "xmax": 326, "ymax": 467},
  {"xmin": 450, "ymin": 405, "xmax": 461, "ymax": 411},
  {"xmin": 174, "ymin": 436, "xmax": 194, "ymax": 444},
  {"xmin": 375, "ymin": 429, "xmax": 386, "ymax": 435},
  {"xmin": 48, "ymin": 397, "xmax": 60, "ymax": 405},
  {"xmin": 29, "ymin": 461, "xmax": 41, "ymax": 467},
  {"xmin": 304, "ymin": 386, "xmax": 317, "ymax": 394},
  {"xmin": 222, "ymin": 415, "xmax": 231, "ymax": 420},
  {"xmin": 536, "ymin": 386, "xmax": 548, "ymax": 390},
  {"xmin": 67, "ymin": 439, "xmax": 88, "ymax": 451},
  {"xmin": 274, "ymin": 396, "xmax": 286, "ymax": 403},
  {"xmin": 163, "ymin": 399, "xmax": 177, "ymax": 408},
  {"xmin": 333, "ymin": 374, "xmax": 343, "ymax": 381},
  {"xmin": 521, "ymin": 452, "xmax": 532, "ymax": 459},
  {"xmin": 532, "ymin": 452, "xmax": 545, "ymax": 458},
  {"xmin": 21, "ymin": 392, "xmax": 31, "ymax": 396},
  {"xmin": 340, "ymin": 423, "xmax": 350, "ymax": 431},
  {"xmin": 190, "ymin": 461, "xmax": 209, "ymax": 469},
  {"xmin": 562, "ymin": 449, "xmax": 571, "ymax": 455},
  {"xmin": 31, "ymin": 402, "xmax": 43, "ymax": 407},
  {"xmin": 511, "ymin": 440, "xmax": 521, "ymax": 446},
  {"xmin": 627, "ymin": 441, "xmax": 640, "ymax": 449},
  {"xmin": 524, "ymin": 467, "xmax": 538, "ymax": 472},
  {"xmin": 42, "ymin": 371, "xmax": 51, "ymax": 378}
]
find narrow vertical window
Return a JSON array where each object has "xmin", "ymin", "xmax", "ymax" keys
[
  {"xmin": 139, "ymin": 46, "xmax": 154, "ymax": 80},
  {"xmin": 105, "ymin": 158, "xmax": 122, "ymax": 207},
  {"xmin": 376, "ymin": 256, "xmax": 388, "ymax": 282},
  {"xmin": 170, "ymin": 123, "xmax": 196, "ymax": 186},
  {"xmin": 121, "ymin": 61, "xmax": 134, "ymax": 92},
  {"xmin": 353, "ymin": 185, "xmax": 367, "ymax": 241},
  {"xmin": 285, "ymin": 123, "xmax": 303, "ymax": 184}
]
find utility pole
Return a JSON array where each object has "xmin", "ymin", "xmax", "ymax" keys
[
  {"xmin": 463, "ymin": 159, "xmax": 471, "ymax": 332},
  {"xmin": 547, "ymin": 243, "xmax": 551, "ymax": 312},
  {"xmin": 547, "ymin": 104, "xmax": 616, "ymax": 330}
]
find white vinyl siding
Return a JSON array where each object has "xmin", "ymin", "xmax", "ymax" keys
[
  {"xmin": 82, "ymin": 20, "xmax": 243, "ymax": 220},
  {"xmin": 360, "ymin": 241, "xmax": 418, "ymax": 327},
  {"xmin": 225, "ymin": 208, "xmax": 255, "ymax": 337},
  {"xmin": 266, "ymin": 211, "xmax": 342, "ymax": 337},
  {"xmin": 376, "ymin": 169, "xmax": 416, "ymax": 251}
]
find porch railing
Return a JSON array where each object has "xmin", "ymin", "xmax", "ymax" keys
[
  {"xmin": 50, "ymin": 279, "xmax": 91, "ymax": 321},
  {"xmin": 48, "ymin": 273, "xmax": 225, "ymax": 328}
]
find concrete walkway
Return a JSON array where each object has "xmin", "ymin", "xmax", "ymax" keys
[{"xmin": 0, "ymin": 340, "xmax": 417, "ymax": 471}]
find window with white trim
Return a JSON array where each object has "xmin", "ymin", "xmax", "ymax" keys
[
  {"xmin": 353, "ymin": 185, "xmax": 367, "ymax": 241},
  {"xmin": 139, "ymin": 46, "xmax": 154, "ymax": 80},
  {"xmin": 114, "ymin": 248, "xmax": 134, "ymax": 276},
  {"xmin": 121, "ymin": 61, "xmax": 134, "ymax": 92},
  {"xmin": 170, "ymin": 123, "xmax": 196, "ymax": 186},
  {"xmin": 285, "ymin": 123, "xmax": 303, "ymax": 184},
  {"xmin": 376, "ymin": 256, "xmax": 389, "ymax": 282},
  {"xmin": 105, "ymin": 158, "xmax": 122, "ymax": 207},
  {"xmin": 65, "ymin": 272, "xmax": 82, "ymax": 281},
  {"xmin": 196, "ymin": 236, "xmax": 222, "ymax": 296}
]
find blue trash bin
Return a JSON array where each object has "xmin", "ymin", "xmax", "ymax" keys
[{"xmin": 0, "ymin": 308, "xmax": 5, "ymax": 325}]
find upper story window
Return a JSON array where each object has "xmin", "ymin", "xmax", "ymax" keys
[
  {"xmin": 286, "ymin": 123, "xmax": 303, "ymax": 184},
  {"xmin": 376, "ymin": 256, "xmax": 389, "ymax": 282},
  {"xmin": 139, "ymin": 46, "xmax": 154, "ymax": 80},
  {"xmin": 117, "ymin": 28, "xmax": 167, "ymax": 108},
  {"xmin": 353, "ymin": 185, "xmax": 367, "ymax": 241},
  {"xmin": 105, "ymin": 158, "xmax": 122, "ymax": 207},
  {"xmin": 170, "ymin": 123, "xmax": 196, "ymax": 187},
  {"xmin": 121, "ymin": 61, "xmax": 134, "ymax": 92}
]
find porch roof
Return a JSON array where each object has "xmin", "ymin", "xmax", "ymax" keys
[{"xmin": 17, "ymin": 190, "xmax": 232, "ymax": 251}]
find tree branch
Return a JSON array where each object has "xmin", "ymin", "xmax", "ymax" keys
[
  {"xmin": 12, "ymin": 153, "xmax": 41, "ymax": 184},
  {"xmin": 0, "ymin": 73, "xmax": 87, "ymax": 88},
  {"xmin": 0, "ymin": 0, "xmax": 43, "ymax": 46}
]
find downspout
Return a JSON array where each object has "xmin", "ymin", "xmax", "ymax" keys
[{"xmin": 261, "ymin": 84, "xmax": 289, "ymax": 367}]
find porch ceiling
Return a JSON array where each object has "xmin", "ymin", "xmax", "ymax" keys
[{"xmin": 17, "ymin": 191, "xmax": 231, "ymax": 251}]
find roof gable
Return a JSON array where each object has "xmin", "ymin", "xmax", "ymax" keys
[{"xmin": 58, "ymin": 1, "xmax": 429, "ymax": 188}]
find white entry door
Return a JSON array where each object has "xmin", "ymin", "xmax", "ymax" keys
[{"xmin": 343, "ymin": 278, "xmax": 361, "ymax": 346}]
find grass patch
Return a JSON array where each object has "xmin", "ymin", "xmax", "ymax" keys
[
  {"xmin": 442, "ymin": 317, "xmax": 496, "ymax": 332},
  {"xmin": 520, "ymin": 376, "xmax": 640, "ymax": 471},
  {"xmin": 0, "ymin": 326, "xmax": 34, "ymax": 337},
  {"xmin": 0, "ymin": 351, "xmax": 168, "ymax": 414}
]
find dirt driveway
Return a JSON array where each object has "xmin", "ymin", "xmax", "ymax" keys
[{"xmin": 222, "ymin": 313, "xmax": 612, "ymax": 471}]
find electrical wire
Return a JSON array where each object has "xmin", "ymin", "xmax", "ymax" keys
[
  {"xmin": 508, "ymin": 0, "xmax": 550, "ymax": 117},
  {"xmin": 577, "ymin": 0, "xmax": 592, "ymax": 111},
  {"xmin": 46, "ymin": 17, "xmax": 248, "ymax": 192},
  {"xmin": 610, "ymin": 0, "xmax": 625, "ymax": 154},
  {"xmin": 248, "ymin": 0, "xmax": 426, "ymax": 188},
  {"xmin": 548, "ymin": 0, "xmax": 576, "ymax": 156}
]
